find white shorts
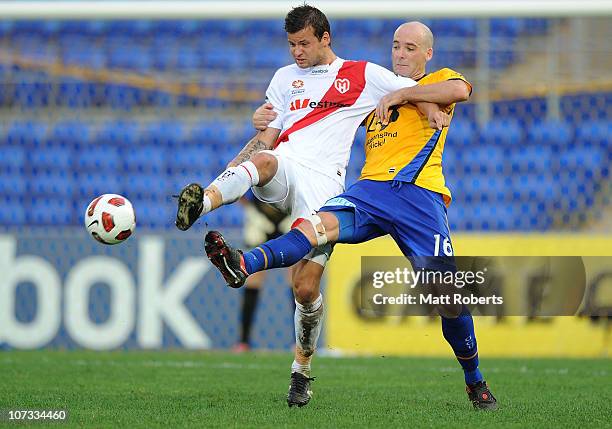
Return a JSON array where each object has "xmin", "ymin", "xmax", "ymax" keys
[{"xmin": 252, "ymin": 150, "xmax": 344, "ymax": 266}]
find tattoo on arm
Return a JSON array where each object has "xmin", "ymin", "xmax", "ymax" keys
[{"xmin": 230, "ymin": 137, "xmax": 270, "ymax": 166}]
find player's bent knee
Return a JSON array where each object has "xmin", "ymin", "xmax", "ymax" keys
[
  {"xmin": 250, "ymin": 152, "xmax": 278, "ymax": 185},
  {"xmin": 304, "ymin": 214, "xmax": 328, "ymax": 246},
  {"xmin": 290, "ymin": 217, "xmax": 328, "ymax": 248},
  {"xmin": 292, "ymin": 278, "xmax": 319, "ymax": 304}
]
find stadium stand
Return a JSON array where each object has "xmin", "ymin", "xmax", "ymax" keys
[{"xmin": 0, "ymin": 18, "xmax": 609, "ymax": 231}]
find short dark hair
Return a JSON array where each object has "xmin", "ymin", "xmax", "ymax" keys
[{"xmin": 284, "ymin": 4, "xmax": 331, "ymax": 40}]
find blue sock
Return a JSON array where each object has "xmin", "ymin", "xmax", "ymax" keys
[
  {"xmin": 242, "ymin": 229, "xmax": 313, "ymax": 274},
  {"xmin": 441, "ymin": 308, "xmax": 483, "ymax": 385}
]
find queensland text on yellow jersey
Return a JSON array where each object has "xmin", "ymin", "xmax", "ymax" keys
[{"xmin": 359, "ymin": 68, "xmax": 472, "ymax": 206}]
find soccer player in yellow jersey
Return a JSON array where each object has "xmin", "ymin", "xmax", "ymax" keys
[{"xmin": 207, "ymin": 22, "xmax": 498, "ymax": 410}]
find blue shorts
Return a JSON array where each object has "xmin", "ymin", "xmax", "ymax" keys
[{"xmin": 319, "ymin": 180, "xmax": 454, "ymax": 270}]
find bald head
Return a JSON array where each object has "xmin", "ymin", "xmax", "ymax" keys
[
  {"xmin": 394, "ymin": 21, "xmax": 434, "ymax": 49},
  {"xmin": 391, "ymin": 21, "xmax": 434, "ymax": 79}
]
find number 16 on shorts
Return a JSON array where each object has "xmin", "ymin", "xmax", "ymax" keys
[{"xmin": 433, "ymin": 234, "xmax": 453, "ymax": 256}]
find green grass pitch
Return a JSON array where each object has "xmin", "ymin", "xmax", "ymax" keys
[{"xmin": 1, "ymin": 351, "xmax": 610, "ymax": 428}]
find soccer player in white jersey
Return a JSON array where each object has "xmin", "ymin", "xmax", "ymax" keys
[{"xmin": 175, "ymin": 5, "xmax": 450, "ymax": 407}]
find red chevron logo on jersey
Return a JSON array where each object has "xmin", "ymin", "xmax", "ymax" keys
[{"xmin": 276, "ymin": 61, "xmax": 367, "ymax": 147}]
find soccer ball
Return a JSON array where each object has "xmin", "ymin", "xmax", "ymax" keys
[{"xmin": 84, "ymin": 194, "xmax": 136, "ymax": 245}]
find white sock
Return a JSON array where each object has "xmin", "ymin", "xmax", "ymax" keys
[
  {"xmin": 201, "ymin": 195, "xmax": 212, "ymax": 215},
  {"xmin": 208, "ymin": 161, "xmax": 260, "ymax": 209},
  {"xmin": 294, "ymin": 294, "xmax": 324, "ymax": 359},
  {"xmin": 291, "ymin": 359, "xmax": 311, "ymax": 377}
]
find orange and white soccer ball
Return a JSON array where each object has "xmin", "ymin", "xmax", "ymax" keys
[{"xmin": 84, "ymin": 194, "xmax": 136, "ymax": 245}]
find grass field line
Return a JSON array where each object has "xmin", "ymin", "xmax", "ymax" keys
[{"xmin": 2, "ymin": 355, "xmax": 607, "ymax": 377}]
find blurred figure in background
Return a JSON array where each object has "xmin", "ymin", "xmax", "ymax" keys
[{"xmin": 234, "ymin": 194, "xmax": 291, "ymax": 352}]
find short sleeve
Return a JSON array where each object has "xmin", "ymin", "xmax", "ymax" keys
[
  {"xmin": 365, "ymin": 62, "xmax": 417, "ymax": 102},
  {"xmin": 437, "ymin": 68, "xmax": 473, "ymax": 95},
  {"xmin": 264, "ymin": 69, "xmax": 286, "ymax": 130}
]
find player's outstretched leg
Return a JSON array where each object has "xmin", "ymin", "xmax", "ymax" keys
[
  {"xmin": 440, "ymin": 308, "xmax": 498, "ymax": 410},
  {"xmin": 205, "ymin": 227, "xmax": 316, "ymax": 288},
  {"xmin": 175, "ymin": 160, "xmax": 261, "ymax": 230},
  {"xmin": 204, "ymin": 231, "xmax": 249, "ymax": 288}
]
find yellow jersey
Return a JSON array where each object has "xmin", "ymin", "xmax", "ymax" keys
[{"xmin": 359, "ymin": 68, "xmax": 471, "ymax": 206}]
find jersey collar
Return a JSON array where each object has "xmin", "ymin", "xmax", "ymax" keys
[{"xmin": 303, "ymin": 57, "xmax": 343, "ymax": 75}]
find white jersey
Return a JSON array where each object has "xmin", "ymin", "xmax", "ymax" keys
[{"xmin": 265, "ymin": 57, "xmax": 416, "ymax": 185}]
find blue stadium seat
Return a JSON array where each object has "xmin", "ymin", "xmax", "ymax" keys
[
  {"xmin": 0, "ymin": 21, "xmax": 14, "ymax": 37},
  {"xmin": 559, "ymin": 148, "xmax": 606, "ymax": 172},
  {"xmin": 206, "ymin": 204, "xmax": 244, "ymax": 228},
  {"xmin": 334, "ymin": 19, "xmax": 386, "ymax": 38},
  {"xmin": 59, "ymin": 20, "xmax": 105, "ymax": 36},
  {"xmin": 29, "ymin": 145, "xmax": 72, "ymax": 171},
  {"xmin": 430, "ymin": 19, "xmax": 477, "ymax": 37},
  {"xmin": 130, "ymin": 199, "xmax": 174, "ymax": 229},
  {"xmin": 48, "ymin": 121, "xmax": 92, "ymax": 147},
  {"xmin": 202, "ymin": 45, "xmax": 244, "ymax": 70},
  {"xmin": 575, "ymin": 121, "xmax": 610, "ymax": 148},
  {"xmin": 452, "ymin": 203, "xmax": 516, "ymax": 231},
  {"xmin": 167, "ymin": 145, "xmax": 215, "ymax": 173},
  {"xmin": 58, "ymin": 79, "xmax": 95, "ymax": 108},
  {"xmin": 441, "ymin": 147, "xmax": 461, "ymax": 176},
  {"xmin": 62, "ymin": 47, "xmax": 106, "ymax": 69},
  {"xmin": 94, "ymin": 121, "xmax": 140, "ymax": 147},
  {"xmin": 527, "ymin": 120, "xmax": 573, "ymax": 147},
  {"xmin": 0, "ymin": 146, "xmax": 26, "ymax": 173},
  {"xmin": 203, "ymin": 20, "xmax": 248, "ymax": 38},
  {"xmin": 245, "ymin": 19, "xmax": 285, "ymax": 37},
  {"xmin": 490, "ymin": 18, "xmax": 524, "ymax": 37},
  {"xmin": 14, "ymin": 82, "xmax": 49, "ymax": 108},
  {"xmin": 0, "ymin": 174, "xmax": 26, "ymax": 195},
  {"xmin": 488, "ymin": 37, "xmax": 518, "ymax": 69},
  {"xmin": 340, "ymin": 41, "xmax": 386, "ymax": 65},
  {"xmin": 139, "ymin": 121, "xmax": 186, "ymax": 147},
  {"xmin": 447, "ymin": 120, "xmax": 477, "ymax": 146},
  {"xmin": 188, "ymin": 121, "xmax": 232, "ymax": 147},
  {"xmin": 509, "ymin": 146, "xmax": 552, "ymax": 173},
  {"xmin": 0, "ymin": 201, "xmax": 25, "ymax": 225},
  {"xmin": 522, "ymin": 18, "xmax": 549, "ymax": 35},
  {"xmin": 466, "ymin": 146, "xmax": 505, "ymax": 174},
  {"xmin": 126, "ymin": 173, "xmax": 170, "ymax": 199},
  {"xmin": 156, "ymin": 19, "xmax": 203, "ymax": 36},
  {"xmin": 513, "ymin": 201, "xmax": 553, "ymax": 230},
  {"xmin": 6, "ymin": 121, "xmax": 47, "ymax": 146},
  {"xmin": 510, "ymin": 173, "xmax": 558, "ymax": 202},
  {"xmin": 75, "ymin": 172, "xmax": 122, "ymax": 197},
  {"xmin": 105, "ymin": 83, "xmax": 144, "ymax": 109},
  {"xmin": 480, "ymin": 119, "xmax": 522, "ymax": 146},
  {"xmin": 230, "ymin": 121, "xmax": 256, "ymax": 147},
  {"xmin": 28, "ymin": 171, "xmax": 74, "ymax": 196},
  {"xmin": 108, "ymin": 45, "xmax": 152, "ymax": 71},
  {"xmin": 122, "ymin": 146, "xmax": 166, "ymax": 174},
  {"xmin": 176, "ymin": 46, "xmax": 202, "ymax": 70},
  {"xmin": 76, "ymin": 147, "xmax": 120, "ymax": 171},
  {"xmin": 27, "ymin": 197, "xmax": 73, "ymax": 225},
  {"xmin": 75, "ymin": 146, "xmax": 122, "ymax": 172},
  {"xmin": 151, "ymin": 40, "xmax": 204, "ymax": 70},
  {"xmin": 107, "ymin": 20, "xmax": 154, "ymax": 37},
  {"xmin": 249, "ymin": 45, "xmax": 291, "ymax": 69},
  {"xmin": 455, "ymin": 175, "xmax": 509, "ymax": 204}
]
